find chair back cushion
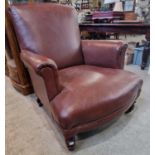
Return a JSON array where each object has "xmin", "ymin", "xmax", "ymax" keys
[{"xmin": 9, "ymin": 3, "xmax": 84, "ymax": 69}]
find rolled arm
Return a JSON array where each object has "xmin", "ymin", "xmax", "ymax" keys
[
  {"xmin": 82, "ymin": 40, "xmax": 128, "ymax": 69},
  {"xmin": 21, "ymin": 50, "xmax": 57, "ymax": 74},
  {"xmin": 21, "ymin": 50, "xmax": 61, "ymax": 101}
]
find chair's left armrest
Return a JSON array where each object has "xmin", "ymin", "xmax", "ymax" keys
[
  {"xmin": 82, "ymin": 40, "xmax": 128, "ymax": 69},
  {"xmin": 20, "ymin": 50, "xmax": 58, "ymax": 74},
  {"xmin": 21, "ymin": 50, "xmax": 60, "ymax": 101}
]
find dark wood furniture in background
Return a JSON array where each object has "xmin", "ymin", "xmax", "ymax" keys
[
  {"xmin": 79, "ymin": 23, "xmax": 149, "ymax": 35},
  {"xmin": 5, "ymin": 0, "xmax": 33, "ymax": 95}
]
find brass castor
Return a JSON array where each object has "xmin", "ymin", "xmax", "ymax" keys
[
  {"xmin": 65, "ymin": 137, "xmax": 75, "ymax": 151},
  {"xmin": 125, "ymin": 104, "xmax": 135, "ymax": 114},
  {"xmin": 36, "ymin": 98, "xmax": 43, "ymax": 107}
]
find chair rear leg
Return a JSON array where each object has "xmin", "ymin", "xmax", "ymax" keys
[{"xmin": 36, "ymin": 98, "xmax": 43, "ymax": 107}]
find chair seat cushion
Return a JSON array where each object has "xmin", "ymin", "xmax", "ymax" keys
[{"xmin": 51, "ymin": 65, "xmax": 142, "ymax": 129}]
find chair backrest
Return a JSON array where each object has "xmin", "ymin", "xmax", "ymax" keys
[{"xmin": 9, "ymin": 3, "xmax": 84, "ymax": 69}]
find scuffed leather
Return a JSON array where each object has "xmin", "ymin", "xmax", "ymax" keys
[
  {"xmin": 82, "ymin": 40, "xmax": 128, "ymax": 69},
  {"xmin": 21, "ymin": 50, "xmax": 61, "ymax": 101},
  {"xmin": 51, "ymin": 65, "xmax": 143, "ymax": 129},
  {"xmin": 9, "ymin": 3, "xmax": 84, "ymax": 69}
]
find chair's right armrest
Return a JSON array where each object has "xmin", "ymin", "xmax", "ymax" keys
[
  {"xmin": 82, "ymin": 40, "xmax": 128, "ymax": 69},
  {"xmin": 21, "ymin": 50, "xmax": 61, "ymax": 101}
]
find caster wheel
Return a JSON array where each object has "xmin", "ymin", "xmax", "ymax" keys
[
  {"xmin": 36, "ymin": 98, "xmax": 43, "ymax": 107},
  {"xmin": 66, "ymin": 137, "xmax": 75, "ymax": 151},
  {"xmin": 125, "ymin": 104, "xmax": 135, "ymax": 114}
]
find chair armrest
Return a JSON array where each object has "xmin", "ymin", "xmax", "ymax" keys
[
  {"xmin": 82, "ymin": 40, "xmax": 128, "ymax": 69},
  {"xmin": 21, "ymin": 50, "xmax": 60, "ymax": 101},
  {"xmin": 20, "ymin": 50, "xmax": 57, "ymax": 74}
]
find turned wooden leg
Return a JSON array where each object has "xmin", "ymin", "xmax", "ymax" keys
[
  {"xmin": 65, "ymin": 136, "xmax": 76, "ymax": 151},
  {"xmin": 36, "ymin": 98, "xmax": 43, "ymax": 107},
  {"xmin": 125, "ymin": 103, "xmax": 135, "ymax": 114}
]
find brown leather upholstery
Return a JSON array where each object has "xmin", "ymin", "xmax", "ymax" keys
[
  {"xmin": 82, "ymin": 40, "xmax": 127, "ymax": 69},
  {"xmin": 52, "ymin": 65, "xmax": 142, "ymax": 129},
  {"xmin": 9, "ymin": 4, "xmax": 84, "ymax": 69},
  {"xmin": 21, "ymin": 50, "xmax": 61, "ymax": 101},
  {"xmin": 8, "ymin": 3, "xmax": 143, "ymax": 150}
]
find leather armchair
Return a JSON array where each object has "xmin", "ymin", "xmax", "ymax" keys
[{"xmin": 9, "ymin": 3, "xmax": 143, "ymax": 151}]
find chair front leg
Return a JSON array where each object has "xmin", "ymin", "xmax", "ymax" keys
[{"xmin": 65, "ymin": 136, "xmax": 76, "ymax": 151}]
